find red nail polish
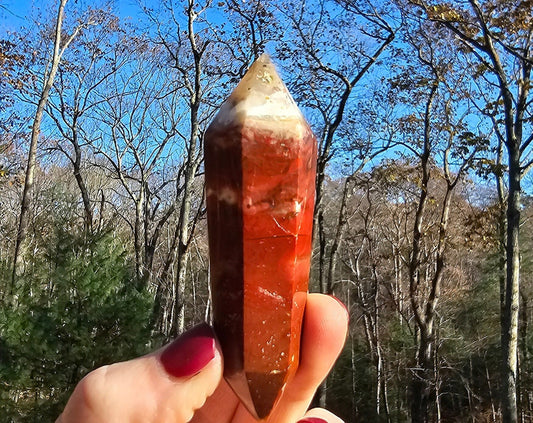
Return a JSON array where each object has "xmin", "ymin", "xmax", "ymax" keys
[
  {"xmin": 298, "ymin": 418, "xmax": 328, "ymax": 423},
  {"xmin": 160, "ymin": 323, "xmax": 216, "ymax": 378}
]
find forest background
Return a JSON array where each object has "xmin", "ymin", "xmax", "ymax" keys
[{"xmin": 0, "ymin": 0, "xmax": 532, "ymax": 422}]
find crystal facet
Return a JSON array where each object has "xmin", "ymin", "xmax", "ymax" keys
[{"xmin": 204, "ymin": 54, "xmax": 317, "ymax": 420}]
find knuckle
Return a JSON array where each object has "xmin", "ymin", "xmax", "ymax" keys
[{"xmin": 74, "ymin": 365, "xmax": 111, "ymax": 416}]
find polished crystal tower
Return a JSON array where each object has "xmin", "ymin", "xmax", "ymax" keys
[{"xmin": 204, "ymin": 54, "xmax": 317, "ymax": 420}]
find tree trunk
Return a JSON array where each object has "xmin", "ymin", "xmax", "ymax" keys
[
  {"xmin": 70, "ymin": 115, "xmax": 93, "ymax": 232},
  {"xmin": 485, "ymin": 360, "xmax": 498, "ymax": 423},
  {"xmin": 134, "ymin": 193, "xmax": 145, "ymax": 282},
  {"xmin": 403, "ymin": 3, "xmax": 530, "ymax": 419},
  {"xmin": 411, "ymin": 331, "xmax": 432, "ymax": 423},
  {"xmin": 434, "ymin": 325, "xmax": 441, "ymax": 423},
  {"xmin": 12, "ymin": 0, "xmax": 70, "ymax": 285},
  {"xmin": 171, "ymin": 160, "xmax": 197, "ymax": 337},
  {"xmin": 168, "ymin": 0, "xmax": 204, "ymax": 338},
  {"xmin": 502, "ymin": 146, "xmax": 521, "ymax": 423},
  {"xmin": 519, "ymin": 292, "xmax": 529, "ymax": 423},
  {"xmin": 408, "ymin": 84, "xmax": 434, "ymax": 423},
  {"xmin": 326, "ymin": 176, "xmax": 353, "ymax": 294}
]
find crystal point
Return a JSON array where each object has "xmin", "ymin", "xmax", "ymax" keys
[{"xmin": 205, "ymin": 54, "xmax": 317, "ymax": 420}]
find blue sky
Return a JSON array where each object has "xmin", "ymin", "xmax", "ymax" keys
[{"xmin": 0, "ymin": 0, "xmax": 145, "ymax": 31}]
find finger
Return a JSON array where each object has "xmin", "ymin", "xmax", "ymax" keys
[
  {"xmin": 193, "ymin": 293, "xmax": 348, "ymax": 423},
  {"xmin": 57, "ymin": 323, "xmax": 223, "ymax": 423},
  {"xmin": 189, "ymin": 377, "xmax": 241, "ymax": 423},
  {"xmin": 297, "ymin": 407, "xmax": 345, "ymax": 423},
  {"xmin": 265, "ymin": 293, "xmax": 349, "ymax": 423}
]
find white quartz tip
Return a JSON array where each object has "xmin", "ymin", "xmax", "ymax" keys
[{"xmin": 213, "ymin": 54, "xmax": 304, "ymax": 125}]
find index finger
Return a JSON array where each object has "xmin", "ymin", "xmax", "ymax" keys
[
  {"xmin": 265, "ymin": 293, "xmax": 349, "ymax": 422},
  {"xmin": 192, "ymin": 293, "xmax": 348, "ymax": 423},
  {"xmin": 222, "ymin": 293, "xmax": 348, "ymax": 423}
]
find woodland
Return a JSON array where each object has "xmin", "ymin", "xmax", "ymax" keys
[{"xmin": 0, "ymin": 0, "xmax": 532, "ymax": 422}]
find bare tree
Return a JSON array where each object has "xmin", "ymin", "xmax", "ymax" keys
[
  {"xmin": 45, "ymin": 9, "xmax": 127, "ymax": 232},
  {"xmin": 12, "ymin": 0, "xmax": 92, "ymax": 284},
  {"xmin": 344, "ymin": 177, "xmax": 392, "ymax": 422},
  {"xmin": 409, "ymin": 1, "xmax": 533, "ymax": 421},
  {"xmin": 144, "ymin": 0, "xmax": 228, "ymax": 337},
  {"xmin": 93, "ymin": 41, "xmax": 183, "ymax": 288},
  {"xmin": 380, "ymin": 12, "xmax": 488, "ymax": 420},
  {"xmin": 277, "ymin": 0, "xmax": 396, "ymax": 296}
]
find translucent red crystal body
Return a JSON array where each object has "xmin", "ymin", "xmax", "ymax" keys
[{"xmin": 204, "ymin": 54, "xmax": 317, "ymax": 420}]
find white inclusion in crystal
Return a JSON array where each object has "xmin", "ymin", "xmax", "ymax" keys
[
  {"xmin": 293, "ymin": 200, "xmax": 302, "ymax": 214},
  {"xmin": 258, "ymin": 286, "xmax": 285, "ymax": 302},
  {"xmin": 272, "ymin": 216, "xmax": 292, "ymax": 234},
  {"xmin": 272, "ymin": 199, "xmax": 302, "ymax": 226},
  {"xmin": 217, "ymin": 187, "xmax": 238, "ymax": 204}
]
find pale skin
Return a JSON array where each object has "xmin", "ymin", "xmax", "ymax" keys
[{"xmin": 57, "ymin": 293, "xmax": 348, "ymax": 423}]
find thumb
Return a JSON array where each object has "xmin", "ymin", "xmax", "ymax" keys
[{"xmin": 58, "ymin": 323, "xmax": 222, "ymax": 423}]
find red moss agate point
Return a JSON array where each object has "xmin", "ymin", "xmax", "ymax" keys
[{"xmin": 204, "ymin": 54, "xmax": 317, "ymax": 420}]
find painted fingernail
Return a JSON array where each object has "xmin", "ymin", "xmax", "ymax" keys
[
  {"xmin": 298, "ymin": 418, "xmax": 328, "ymax": 423},
  {"xmin": 160, "ymin": 323, "xmax": 216, "ymax": 378}
]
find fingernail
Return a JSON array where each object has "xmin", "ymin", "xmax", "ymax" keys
[
  {"xmin": 298, "ymin": 418, "xmax": 328, "ymax": 423},
  {"xmin": 330, "ymin": 295, "xmax": 349, "ymax": 318},
  {"xmin": 160, "ymin": 323, "xmax": 216, "ymax": 378}
]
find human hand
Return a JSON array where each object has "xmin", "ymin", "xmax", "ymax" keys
[{"xmin": 56, "ymin": 293, "xmax": 348, "ymax": 423}]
